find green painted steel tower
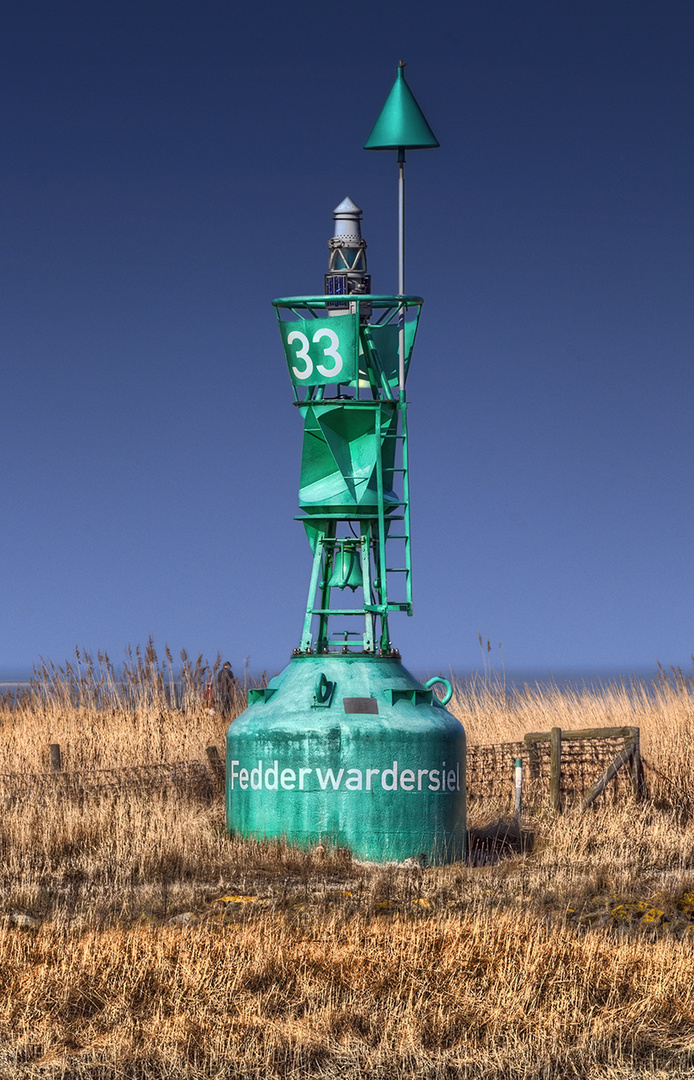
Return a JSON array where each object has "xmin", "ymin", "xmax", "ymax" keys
[{"xmin": 226, "ymin": 68, "xmax": 465, "ymax": 864}]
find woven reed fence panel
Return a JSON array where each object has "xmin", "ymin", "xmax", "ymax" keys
[
  {"xmin": 467, "ymin": 734, "xmax": 636, "ymax": 807},
  {"xmin": 0, "ymin": 761, "xmax": 217, "ymax": 802}
]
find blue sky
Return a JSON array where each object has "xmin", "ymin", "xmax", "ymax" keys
[{"xmin": 2, "ymin": 1, "xmax": 693, "ymax": 679}]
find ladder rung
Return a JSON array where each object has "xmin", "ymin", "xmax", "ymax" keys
[{"xmin": 309, "ymin": 608, "xmax": 365, "ymax": 615}]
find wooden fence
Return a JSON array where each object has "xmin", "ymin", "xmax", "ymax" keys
[
  {"xmin": 466, "ymin": 726, "xmax": 645, "ymax": 811},
  {"xmin": 1, "ymin": 733, "xmax": 644, "ymax": 812}
]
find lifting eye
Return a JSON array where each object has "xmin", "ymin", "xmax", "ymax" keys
[{"xmin": 423, "ymin": 676, "xmax": 453, "ymax": 706}]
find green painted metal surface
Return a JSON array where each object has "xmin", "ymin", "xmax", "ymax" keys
[
  {"xmin": 298, "ymin": 401, "xmax": 398, "ymax": 514},
  {"xmin": 364, "ymin": 64, "xmax": 439, "ymax": 151},
  {"xmin": 227, "ymin": 654, "xmax": 466, "ymax": 864}
]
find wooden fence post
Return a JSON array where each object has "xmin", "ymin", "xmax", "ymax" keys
[
  {"xmin": 629, "ymin": 726, "xmax": 646, "ymax": 800},
  {"xmin": 550, "ymin": 727, "xmax": 562, "ymax": 813},
  {"xmin": 49, "ymin": 743, "xmax": 62, "ymax": 773}
]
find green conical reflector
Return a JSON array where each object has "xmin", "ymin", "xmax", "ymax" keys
[{"xmin": 364, "ymin": 64, "xmax": 439, "ymax": 151}]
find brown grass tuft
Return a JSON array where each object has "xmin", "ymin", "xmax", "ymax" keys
[{"xmin": 2, "ymin": 651, "xmax": 694, "ymax": 1076}]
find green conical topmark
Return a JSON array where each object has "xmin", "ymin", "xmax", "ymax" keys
[{"xmin": 364, "ymin": 62, "xmax": 439, "ymax": 151}]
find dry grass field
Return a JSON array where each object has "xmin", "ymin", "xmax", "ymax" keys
[{"xmin": 2, "ymin": 647, "xmax": 694, "ymax": 1078}]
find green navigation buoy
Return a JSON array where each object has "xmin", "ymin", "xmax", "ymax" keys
[{"xmin": 226, "ymin": 72, "xmax": 465, "ymax": 865}]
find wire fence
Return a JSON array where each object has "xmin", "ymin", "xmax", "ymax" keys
[
  {"xmin": 0, "ymin": 760, "xmax": 219, "ymax": 802},
  {"xmin": 0, "ymin": 729, "xmax": 642, "ymax": 811},
  {"xmin": 467, "ymin": 726, "xmax": 643, "ymax": 810}
]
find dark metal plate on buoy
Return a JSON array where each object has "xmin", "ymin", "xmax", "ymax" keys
[{"xmin": 343, "ymin": 697, "xmax": 378, "ymax": 714}]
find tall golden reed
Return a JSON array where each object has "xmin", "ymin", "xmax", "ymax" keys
[{"xmin": 2, "ymin": 649, "xmax": 694, "ymax": 1076}]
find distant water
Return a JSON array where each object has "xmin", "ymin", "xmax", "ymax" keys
[
  {"xmin": 444, "ymin": 666, "xmax": 668, "ymax": 693},
  {"xmin": 0, "ymin": 664, "xmax": 675, "ymax": 695},
  {"xmin": 0, "ymin": 668, "xmax": 33, "ymax": 689}
]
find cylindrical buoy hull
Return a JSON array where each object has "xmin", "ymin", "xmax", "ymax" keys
[{"xmin": 226, "ymin": 654, "xmax": 466, "ymax": 864}]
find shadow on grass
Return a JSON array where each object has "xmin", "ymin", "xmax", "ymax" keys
[{"xmin": 467, "ymin": 817, "xmax": 534, "ymax": 866}]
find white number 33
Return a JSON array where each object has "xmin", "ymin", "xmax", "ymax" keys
[{"xmin": 288, "ymin": 328, "xmax": 343, "ymax": 380}]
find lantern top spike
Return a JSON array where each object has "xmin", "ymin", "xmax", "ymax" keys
[{"xmin": 364, "ymin": 61, "xmax": 439, "ymax": 151}]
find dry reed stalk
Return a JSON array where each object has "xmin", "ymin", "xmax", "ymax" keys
[
  {"xmin": 2, "ymin": 913, "xmax": 694, "ymax": 1078},
  {"xmin": 449, "ymin": 674, "xmax": 694, "ymax": 812},
  {"xmin": 2, "ymin": 652, "xmax": 694, "ymax": 1076},
  {"xmin": 0, "ymin": 644, "xmax": 253, "ymax": 772}
]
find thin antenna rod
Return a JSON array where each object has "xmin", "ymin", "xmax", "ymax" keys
[
  {"xmin": 364, "ymin": 59, "xmax": 439, "ymax": 402},
  {"xmin": 398, "ymin": 146, "xmax": 406, "ymax": 400}
]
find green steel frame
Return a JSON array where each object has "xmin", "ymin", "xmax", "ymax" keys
[{"xmin": 274, "ymin": 295, "xmax": 421, "ymax": 656}]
